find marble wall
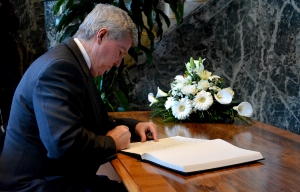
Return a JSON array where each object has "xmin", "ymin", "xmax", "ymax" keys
[
  {"xmin": 11, "ymin": 0, "xmax": 300, "ymax": 135},
  {"xmin": 125, "ymin": 0, "xmax": 300, "ymax": 135},
  {"xmin": 10, "ymin": 0, "xmax": 46, "ymax": 75}
]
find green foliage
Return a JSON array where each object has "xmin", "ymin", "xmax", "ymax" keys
[
  {"xmin": 94, "ymin": 62, "xmax": 131, "ymax": 111},
  {"xmin": 150, "ymin": 98, "xmax": 253, "ymax": 124}
]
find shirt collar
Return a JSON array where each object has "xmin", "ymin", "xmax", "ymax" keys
[{"xmin": 73, "ymin": 38, "xmax": 91, "ymax": 69}]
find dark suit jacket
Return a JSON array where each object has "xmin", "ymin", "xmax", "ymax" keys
[{"xmin": 0, "ymin": 38, "xmax": 139, "ymax": 191}]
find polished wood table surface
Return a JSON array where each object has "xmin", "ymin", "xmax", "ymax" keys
[{"xmin": 109, "ymin": 111, "xmax": 300, "ymax": 192}]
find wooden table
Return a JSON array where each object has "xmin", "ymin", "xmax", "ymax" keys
[{"xmin": 109, "ymin": 111, "xmax": 300, "ymax": 192}]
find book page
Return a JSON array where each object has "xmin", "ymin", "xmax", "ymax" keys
[
  {"xmin": 122, "ymin": 136, "xmax": 207, "ymax": 156},
  {"xmin": 122, "ymin": 136, "xmax": 263, "ymax": 173},
  {"xmin": 142, "ymin": 139, "xmax": 263, "ymax": 173}
]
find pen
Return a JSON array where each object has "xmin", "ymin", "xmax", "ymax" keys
[{"xmin": 113, "ymin": 119, "xmax": 117, "ymax": 126}]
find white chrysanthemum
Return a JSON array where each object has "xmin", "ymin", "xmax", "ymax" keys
[
  {"xmin": 173, "ymin": 81, "xmax": 185, "ymax": 91},
  {"xmin": 171, "ymin": 76, "xmax": 183, "ymax": 89},
  {"xmin": 181, "ymin": 84, "xmax": 198, "ymax": 96},
  {"xmin": 148, "ymin": 93, "xmax": 158, "ymax": 106},
  {"xmin": 156, "ymin": 87, "xmax": 168, "ymax": 98},
  {"xmin": 224, "ymin": 87, "xmax": 234, "ymax": 98},
  {"xmin": 233, "ymin": 102, "xmax": 253, "ymax": 117},
  {"xmin": 174, "ymin": 75, "xmax": 185, "ymax": 82},
  {"xmin": 165, "ymin": 97, "xmax": 175, "ymax": 110},
  {"xmin": 197, "ymin": 80, "xmax": 210, "ymax": 91},
  {"xmin": 171, "ymin": 76, "xmax": 192, "ymax": 96},
  {"xmin": 214, "ymin": 89, "xmax": 232, "ymax": 104},
  {"xmin": 171, "ymin": 98, "xmax": 192, "ymax": 120},
  {"xmin": 193, "ymin": 90, "xmax": 214, "ymax": 110}
]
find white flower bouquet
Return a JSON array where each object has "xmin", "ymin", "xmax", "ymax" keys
[{"xmin": 148, "ymin": 57, "xmax": 253, "ymax": 123}]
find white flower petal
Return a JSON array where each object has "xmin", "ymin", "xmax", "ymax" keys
[
  {"xmin": 165, "ymin": 97, "xmax": 175, "ymax": 110},
  {"xmin": 194, "ymin": 60, "xmax": 204, "ymax": 71},
  {"xmin": 148, "ymin": 93, "xmax": 158, "ymax": 106},
  {"xmin": 193, "ymin": 90, "xmax": 213, "ymax": 110},
  {"xmin": 214, "ymin": 89, "xmax": 232, "ymax": 104},
  {"xmin": 224, "ymin": 87, "xmax": 234, "ymax": 98},
  {"xmin": 156, "ymin": 87, "xmax": 168, "ymax": 98},
  {"xmin": 197, "ymin": 80, "xmax": 210, "ymax": 91},
  {"xmin": 233, "ymin": 102, "xmax": 253, "ymax": 117},
  {"xmin": 181, "ymin": 84, "xmax": 198, "ymax": 96},
  {"xmin": 174, "ymin": 75, "xmax": 184, "ymax": 81},
  {"xmin": 209, "ymin": 75, "xmax": 220, "ymax": 80},
  {"xmin": 196, "ymin": 70, "xmax": 212, "ymax": 80},
  {"xmin": 171, "ymin": 98, "xmax": 192, "ymax": 120},
  {"xmin": 185, "ymin": 62, "xmax": 193, "ymax": 73}
]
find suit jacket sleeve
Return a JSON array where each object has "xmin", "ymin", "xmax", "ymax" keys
[
  {"xmin": 108, "ymin": 116, "xmax": 140, "ymax": 132},
  {"xmin": 33, "ymin": 57, "xmax": 116, "ymax": 174}
]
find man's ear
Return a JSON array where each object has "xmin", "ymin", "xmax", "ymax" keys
[{"xmin": 97, "ymin": 28, "xmax": 108, "ymax": 44}]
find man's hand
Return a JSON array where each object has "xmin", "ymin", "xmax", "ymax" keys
[
  {"xmin": 135, "ymin": 122, "xmax": 159, "ymax": 142},
  {"xmin": 106, "ymin": 125, "xmax": 131, "ymax": 151}
]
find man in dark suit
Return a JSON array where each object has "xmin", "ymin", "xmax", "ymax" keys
[{"xmin": 0, "ymin": 3, "xmax": 158, "ymax": 192}]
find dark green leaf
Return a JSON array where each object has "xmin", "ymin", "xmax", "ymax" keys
[
  {"xmin": 130, "ymin": 0, "xmax": 143, "ymax": 26},
  {"xmin": 94, "ymin": 76, "xmax": 102, "ymax": 91},
  {"xmin": 142, "ymin": 26, "xmax": 155, "ymax": 50},
  {"xmin": 59, "ymin": 24, "xmax": 80, "ymax": 42},
  {"xmin": 54, "ymin": 0, "xmax": 67, "ymax": 14},
  {"xmin": 142, "ymin": 0, "xmax": 154, "ymax": 30},
  {"xmin": 114, "ymin": 90, "xmax": 130, "ymax": 111},
  {"xmin": 139, "ymin": 44, "xmax": 153, "ymax": 63},
  {"xmin": 156, "ymin": 9, "xmax": 170, "ymax": 28},
  {"xmin": 65, "ymin": 0, "xmax": 74, "ymax": 10},
  {"xmin": 128, "ymin": 47, "xmax": 138, "ymax": 61}
]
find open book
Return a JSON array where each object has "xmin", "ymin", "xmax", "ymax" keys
[{"xmin": 121, "ymin": 136, "xmax": 264, "ymax": 174}]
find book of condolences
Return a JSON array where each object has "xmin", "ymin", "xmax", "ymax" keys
[{"xmin": 121, "ymin": 136, "xmax": 264, "ymax": 174}]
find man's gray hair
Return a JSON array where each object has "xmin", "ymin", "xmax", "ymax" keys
[{"xmin": 74, "ymin": 3, "xmax": 138, "ymax": 47}]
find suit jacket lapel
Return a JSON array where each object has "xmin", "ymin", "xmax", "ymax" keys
[{"xmin": 63, "ymin": 38, "xmax": 109, "ymax": 131}]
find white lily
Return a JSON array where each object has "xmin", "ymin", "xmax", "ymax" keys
[
  {"xmin": 148, "ymin": 93, "xmax": 158, "ymax": 106},
  {"xmin": 214, "ymin": 89, "xmax": 232, "ymax": 104},
  {"xmin": 188, "ymin": 57, "xmax": 205, "ymax": 76},
  {"xmin": 156, "ymin": 87, "xmax": 168, "ymax": 98},
  {"xmin": 195, "ymin": 58, "xmax": 205, "ymax": 71},
  {"xmin": 185, "ymin": 57, "xmax": 196, "ymax": 73},
  {"xmin": 196, "ymin": 69, "xmax": 212, "ymax": 80},
  {"xmin": 224, "ymin": 87, "xmax": 234, "ymax": 98},
  {"xmin": 233, "ymin": 102, "xmax": 253, "ymax": 117}
]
